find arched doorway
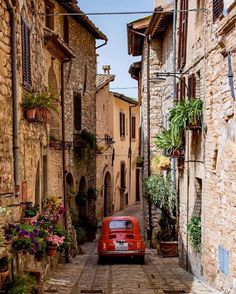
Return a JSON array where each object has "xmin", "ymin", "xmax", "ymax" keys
[
  {"xmin": 77, "ymin": 176, "xmax": 87, "ymax": 219},
  {"xmin": 104, "ymin": 172, "xmax": 112, "ymax": 217},
  {"xmin": 66, "ymin": 173, "xmax": 75, "ymax": 209}
]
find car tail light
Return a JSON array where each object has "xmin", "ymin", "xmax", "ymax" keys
[
  {"xmin": 137, "ymin": 242, "xmax": 141, "ymax": 249},
  {"xmin": 126, "ymin": 234, "xmax": 134, "ymax": 239},
  {"xmin": 109, "ymin": 234, "xmax": 116, "ymax": 239},
  {"xmin": 102, "ymin": 243, "xmax": 106, "ymax": 251}
]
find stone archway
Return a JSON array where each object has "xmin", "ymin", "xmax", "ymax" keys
[
  {"xmin": 48, "ymin": 65, "xmax": 60, "ymax": 139},
  {"xmin": 104, "ymin": 172, "xmax": 112, "ymax": 217},
  {"xmin": 78, "ymin": 176, "xmax": 87, "ymax": 219}
]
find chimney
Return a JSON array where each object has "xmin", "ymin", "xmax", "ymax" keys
[{"xmin": 102, "ymin": 65, "xmax": 111, "ymax": 75}]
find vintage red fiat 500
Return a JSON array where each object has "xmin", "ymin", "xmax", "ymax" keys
[{"xmin": 97, "ymin": 216, "xmax": 145, "ymax": 264}]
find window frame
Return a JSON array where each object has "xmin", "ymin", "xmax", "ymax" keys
[
  {"xmin": 119, "ymin": 112, "xmax": 125, "ymax": 138},
  {"xmin": 177, "ymin": 0, "xmax": 188, "ymax": 70},
  {"xmin": 131, "ymin": 115, "xmax": 136, "ymax": 140},
  {"xmin": 45, "ymin": 0, "xmax": 55, "ymax": 30}
]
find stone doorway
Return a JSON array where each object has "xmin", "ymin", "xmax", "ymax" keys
[{"xmin": 104, "ymin": 172, "xmax": 112, "ymax": 217}]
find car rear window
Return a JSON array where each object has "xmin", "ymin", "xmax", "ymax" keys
[{"xmin": 109, "ymin": 220, "xmax": 133, "ymax": 229}]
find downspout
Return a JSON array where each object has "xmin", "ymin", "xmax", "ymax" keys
[
  {"xmin": 61, "ymin": 61, "xmax": 69, "ymax": 263},
  {"xmin": 6, "ymin": 0, "xmax": 20, "ymax": 196},
  {"xmin": 128, "ymin": 104, "xmax": 137, "ymax": 205}
]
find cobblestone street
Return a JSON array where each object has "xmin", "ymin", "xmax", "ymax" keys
[{"xmin": 43, "ymin": 241, "xmax": 220, "ymax": 294}]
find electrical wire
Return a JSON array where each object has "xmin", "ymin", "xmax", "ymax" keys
[{"xmin": 39, "ymin": 9, "xmax": 208, "ymax": 17}]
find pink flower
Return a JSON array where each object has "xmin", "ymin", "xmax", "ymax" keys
[{"xmin": 46, "ymin": 235, "xmax": 64, "ymax": 246}]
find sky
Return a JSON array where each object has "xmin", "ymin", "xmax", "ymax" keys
[{"xmin": 79, "ymin": 0, "xmax": 153, "ymax": 99}]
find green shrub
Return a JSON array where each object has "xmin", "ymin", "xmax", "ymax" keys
[{"xmin": 187, "ymin": 216, "xmax": 201, "ymax": 251}]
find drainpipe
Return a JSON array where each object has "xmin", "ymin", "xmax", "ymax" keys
[
  {"xmin": 6, "ymin": 0, "xmax": 20, "ymax": 197},
  {"xmin": 128, "ymin": 104, "xmax": 137, "ymax": 206},
  {"xmin": 61, "ymin": 61, "xmax": 69, "ymax": 263}
]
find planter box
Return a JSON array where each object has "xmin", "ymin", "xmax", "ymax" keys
[{"xmin": 160, "ymin": 241, "xmax": 178, "ymax": 257}]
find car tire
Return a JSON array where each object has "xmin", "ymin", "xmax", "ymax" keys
[
  {"xmin": 98, "ymin": 255, "xmax": 105, "ymax": 265},
  {"xmin": 139, "ymin": 255, "xmax": 145, "ymax": 265}
]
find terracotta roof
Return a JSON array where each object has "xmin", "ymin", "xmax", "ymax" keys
[
  {"xmin": 127, "ymin": 16, "xmax": 151, "ymax": 57},
  {"xmin": 56, "ymin": 0, "xmax": 107, "ymax": 40},
  {"xmin": 111, "ymin": 92, "xmax": 138, "ymax": 105},
  {"xmin": 146, "ymin": 5, "xmax": 173, "ymax": 37},
  {"xmin": 96, "ymin": 74, "xmax": 115, "ymax": 91}
]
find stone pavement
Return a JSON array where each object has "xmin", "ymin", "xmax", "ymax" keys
[{"xmin": 43, "ymin": 241, "xmax": 221, "ymax": 294}]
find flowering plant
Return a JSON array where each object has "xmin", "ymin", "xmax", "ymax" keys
[
  {"xmin": 42, "ymin": 195, "xmax": 62, "ymax": 215},
  {"xmin": 46, "ymin": 235, "xmax": 64, "ymax": 247},
  {"xmin": 0, "ymin": 207, "xmax": 12, "ymax": 216}
]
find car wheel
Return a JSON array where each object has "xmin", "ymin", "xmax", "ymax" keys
[
  {"xmin": 139, "ymin": 255, "xmax": 145, "ymax": 265},
  {"xmin": 98, "ymin": 255, "xmax": 105, "ymax": 265}
]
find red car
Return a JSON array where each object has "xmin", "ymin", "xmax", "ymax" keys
[{"xmin": 97, "ymin": 216, "xmax": 145, "ymax": 264}]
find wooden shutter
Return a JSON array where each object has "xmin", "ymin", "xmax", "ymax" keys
[
  {"xmin": 74, "ymin": 93, "xmax": 82, "ymax": 131},
  {"xmin": 188, "ymin": 74, "xmax": 196, "ymax": 98},
  {"xmin": 63, "ymin": 16, "xmax": 69, "ymax": 44},
  {"xmin": 21, "ymin": 18, "xmax": 32, "ymax": 89},
  {"xmin": 120, "ymin": 162, "xmax": 126, "ymax": 190},
  {"xmin": 178, "ymin": 0, "xmax": 188, "ymax": 70},
  {"xmin": 180, "ymin": 77, "xmax": 186, "ymax": 101},
  {"xmin": 131, "ymin": 116, "xmax": 136, "ymax": 139},
  {"xmin": 120, "ymin": 112, "xmax": 125, "ymax": 137},
  {"xmin": 45, "ymin": 1, "xmax": 54, "ymax": 30},
  {"xmin": 213, "ymin": 0, "xmax": 224, "ymax": 22}
]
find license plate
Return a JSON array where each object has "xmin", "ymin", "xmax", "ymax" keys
[{"xmin": 115, "ymin": 242, "xmax": 128, "ymax": 251}]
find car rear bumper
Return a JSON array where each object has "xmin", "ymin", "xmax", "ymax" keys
[{"xmin": 99, "ymin": 250, "xmax": 144, "ymax": 256}]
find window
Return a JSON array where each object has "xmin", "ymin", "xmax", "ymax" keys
[
  {"xmin": 109, "ymin": 220, "xmax": 133, "ymax": 229},
  {"xmin": 193, "ymin": 178, "xmax": 202, "ymax": 217},
  {"xmin": 178, "ymin": 0, "xmax": 188, "ymax": 70},
  {"xmin": 45, "ymin": 1, "xmax": 54, "ymax": 30},
  {"xmin": 188, "ymin": 74, "xmax": 196, "ymax": 98},
  {"xmin": 120, "ymin": 161, "xmax": 126, "ymax": 190},
  {"xmin": 63, "ymin": 16, "xmax": 69, "ymax": 44},
  {"xmin": 120, "ymin": 112, "xmax": 125, "ymax": 138},
  {"xmin": 74, "ymin": 93, "xmax": 82, "ymax": 131},
  {"xmin": 213, "ymin": 0, "xmax": 224, "ymax": 21},
  {"xmin": 131, "ymin": 116, "xmax": 136, "ymax": 139},
  {"xmin": 21, "ymin": 18, "xmax": 32, "ymax": 89}
]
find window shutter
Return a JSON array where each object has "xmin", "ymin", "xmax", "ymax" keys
[
  {"xmin": 180, "ymin": 77, "xmax": 186, "ymax": 101},
  {"xmin": 178, "ymin": 0, "xmax": 188, "ymax": 70},
  {"xmin": 120, "ymin": 113, "xmax": 125, "ymax": 137},
  {"xmin": 74, "ymin": 93, "xmax": 82, "ymax": 131},
  {"xmin": 131, "ymin": 116, "xmax": 136, "ymax": 139},
  {"xmin": 63, "ymin": 16, "xmax": 69, "ymax": 44},
  {"xmin": 188, "ymin": 74, "xmax": 196, "ymax": 98},
  {"xmin": 213, "ymin": 0, "xmax": 224, "ymax": 22},
  {"xmin": 120, "ymin": 112, "xmax": 123, "ymax": 137},
  {"xmin": 120, "ymin": 162, "xmax": 126, "ymax": 190},
  {"xmin": 21, "ymin": 18, "xmax": 32, "ymax": 89}
]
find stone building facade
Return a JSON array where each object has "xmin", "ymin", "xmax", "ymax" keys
[
  {"xmin": 0, "ymin": 0, "xmax": 105, "ymax": 279},
  {"xmin": 128, "ymin": 0, "xmax": 236, "ymax": 293},
  {"xmin": 96, "ymin": 73, "xmax": 115, "ymax": 219}
]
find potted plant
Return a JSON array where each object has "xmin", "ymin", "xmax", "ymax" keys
[
  {"xmin": 151, "ymin": 155, "xmax": 170, "ymax": 174},
  {"xmin": 187, "ymin": 216, "xmax": 201, "ymax": 251},
  {"xmin": 46, "ymin": 235, "xmax": 64, "ymax": 257},
  {"xmin": 36, "ymin": 90, "xmax": 59, "ymax": 123},
  {"xmin": 11, "ymin": 237, "xmax": 35, "ymax": 255},
  {"xmin": 145, "ymin": 173, "xmax": 178, "ymax": 257},
  {"xmin": 0, "ymin": 256, "xmax": 9, "ymax": 282},
  {"xmin": 35, "ymin": 238, "xmax": 47, "ymax": 261},
  {"xmin": 186, "ymin": 99, "xmax": 203, "ymax": 129},
  {"xmin": 22, "ymin": 203, "xmax": 39, "ymax": 224},
  {"xmin": 7, "ymin": 274, "xmax": 37, "ymax": 294},
  {"xmin": 21, "ymin": 93, "xmax": 39, "ymax": 121}
]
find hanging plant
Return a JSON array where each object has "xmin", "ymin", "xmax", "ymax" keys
[{"xmin": 187, "ymin": 216, "xmax": 201, "ymax": 251}]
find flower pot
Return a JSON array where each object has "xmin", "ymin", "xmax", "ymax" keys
[
  {"xmin": 41, "ymin": 108, "xmax": 50, "ymax": 123},
  {"xmin": 22, "ymin": 213, "xmax": 38, "ymax": 224},
  {"xmin": 160, "ymin": 241, "xmax": 178, "ymax": 257},
  {"xmin": 25, "ymin": 108, "xmax": 36, "ymax": 121},
  {"xmin": 169, "ymin": 149, "xmax": 185, "ymax": 158},
  {"xmin": 46, "ymin": 245, "xmax": 57, "ymax": 257}
]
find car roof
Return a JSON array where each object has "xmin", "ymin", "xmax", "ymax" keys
[{"xmin": 102, "ymin": 216, "xmax": 139, "ymax": 224}]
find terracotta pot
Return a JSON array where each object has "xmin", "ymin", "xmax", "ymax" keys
[
  {"xmin": 160, "ymin": 241, "xmax": 178, "ymax": 257},
  {"xmin": 25, "ymin": 108, "xmax": 36, "ymax": 121},
  {"xmin": 46, "ymin": 245, "xmax": 57, "ymax": 257},
  {"xmin": 22, "ymin": 213, "xmax": 38, "ymax": 224},
  {"xmin": 0, "ymin": 270, "xmax": 9, "ymax": 283},
  {"xmin": 41, "ymin": 108, "xmax": 50, "ymax": 123},
  {"xmin": 160, "ymin": 165, "xmax": 170, "ymax": 171}
]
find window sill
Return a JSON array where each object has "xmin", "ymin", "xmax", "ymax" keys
[{"xmin": 120, "ymin": 137, "xmax": 126, "ymax": 141}]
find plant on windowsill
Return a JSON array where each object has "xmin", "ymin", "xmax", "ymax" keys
[
  {"xmin": 187, "ymin": 216, "xmax": 201, "ymax": 252},
  {"xmin": 185, "ymin": 99, "xmax": 203, "ymax": 129},
  {"xmin": 21, "ymin": 92, "xmax": 39, "ymax": 121},
  {"xmin": 145, "ymin": 173, "xmax": 178, "ymax": 257},
  {"xmin": 151, "ymin": 155, "xmax": 170, "ymax": 174}
]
